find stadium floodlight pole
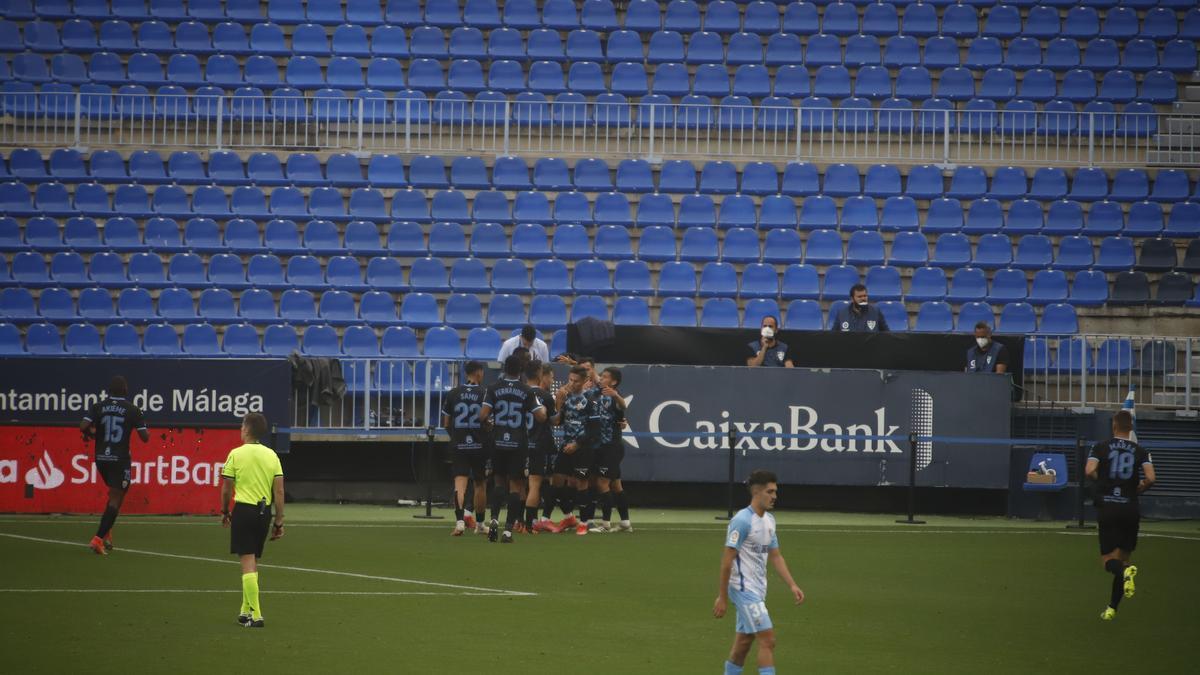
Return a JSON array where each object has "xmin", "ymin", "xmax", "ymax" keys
[
  {"xmin": 715, "ymin": 428, "xmax": 737, "ymax": 521},
  {"xmin": 1066, "ymin": 432, "xmax": 1094, "ymax": 530},
  {"xmin": 413, "ymin": 426, "xmax": 443, "ymax": 520},
  {"xmin": 895, "ymin": 433, "xmax": 925, "ymax": 525}
]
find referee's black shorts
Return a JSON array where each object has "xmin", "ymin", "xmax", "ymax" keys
[
  {"xmin": 230, "ymin": 502, "xmax": 272, "ymax": 558},
  {"xmin": 1097, "ymin": 502, "xmax": 1140, "ymax": 555}
]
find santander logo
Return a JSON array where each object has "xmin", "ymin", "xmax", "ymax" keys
[{"xmin": 24, "ymin": 451, "xmax": 65, "ymax": 490}]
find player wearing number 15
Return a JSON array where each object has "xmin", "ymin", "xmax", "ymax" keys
[
  {"xmin": 79, "ymin": 376, "xmax": 149, "ymax": 556},
  {"xmin": 1085, "ymin": 410, "xmax": 1155, "ymax": 621}
]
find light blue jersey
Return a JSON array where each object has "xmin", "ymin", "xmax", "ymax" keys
[
  {"xmin": 725, "ymin": 506, "xmax": 779, "ymax": 635},
  {"xmin": 726, "ymin": 506, "xmax": 779, "ymax": 598}
]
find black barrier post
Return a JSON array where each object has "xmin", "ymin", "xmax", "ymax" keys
[
  {"xmin": 716, "ymin": 429, "xmax": 737, "ymax": 521},
  {"xmin": 896, "ymin": 433, "xmax": 926, "ymax": 525},
  {"xmin": 413, "ymin": 426, "xmax": 443, "ymax": 520},
  {"xmin": 1066, "ymin": 434, "xmax": 1094, "ymax": 530}
]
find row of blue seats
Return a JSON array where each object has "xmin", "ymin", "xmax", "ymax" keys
[
  {"xmin": 0, "ymin": 299, "xmax": 1088, "ymax": 357},
  {"xmin": 0, "ymin": 320, "xmax": 549, "ymax": 359},
  {"xmin": 11, "ymin": 17, "xmax": 1198, "ymax": 74},
  {"xmin": 2, "ymin": 249, "xmax": 1191, "ymax": 308},
  {"xmin": 3, "ymin": 183, "xmax": 1195, "ymax": 237},
  {"xmin": 4, "ymin": 272, "xmax": 1183, "ymax": 333},
  {"xmin": 9, "ymin": 0, "xmax": 1195, "ymax": 39},
  {"xmin": 6, "ymin": 50, "xmax": 1181, "ymax": 102},
  {"xmin": 6, "ymin": 217, "xmax": 1197, "ymax": 270},
  {"xmin": 7, "ymin": 150, "xmax": 1195, "ymax": 204},
  {"xmin": 2, "ymin": 319, "xmax": 1172, "ymax": 378}
]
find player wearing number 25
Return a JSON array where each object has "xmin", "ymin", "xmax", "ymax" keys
[{"xmin": 80, "ymin": 375, "xmax": 150, "ymax": 556}]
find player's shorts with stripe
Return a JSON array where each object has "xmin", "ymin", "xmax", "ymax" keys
[
  {"xmin": 1097, "ymin": 502, "xmax": 1140, "ymax": 555},
  {"xmin": 596, "ymin": 442, "xmax": 624, "ymax": 480},
  {"xmin": 450, "ymin": 449, "xmax": 487, "ymax": 478},
  {"xmin": 728, "ymin": 587, "xmax": 773, "ymax": 635},
  {"xmin": 230, "ymin": 502, "xmax": 273, "ymax": 558},
  {"xmin": 95, "ymin": 460, "xmax": 131, "ymax": 490}
]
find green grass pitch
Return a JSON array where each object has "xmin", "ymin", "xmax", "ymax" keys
[{"xmin": 2, "ymin": 506, "xmax": 1197, "ymax": 674}]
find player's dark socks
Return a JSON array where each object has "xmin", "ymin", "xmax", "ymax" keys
[
  {"xmin": 598, "ymin": 491, "xmax": 613, "ymax": 522},
  {"xmin": 1109, "ymin": 574, "xmax": 1123, "ymax": 609},
  {"xmin": 1104, "ymin": 559, "xmax": 1124, "ymax": 576},
  {"xmin": 453, "ymin": 493, "xmax": 464, "ymax": 522},
  {"xmin": 541, "ymin": 485, "xmax": 556, "ymax": 519},
  {"xmin": 576, "ymin": 489, "xmax": 592, "ymax": 521},
  {"xmin": 96, "ymin": 505, "xmax": 119, "ymax": 538},
  {"xmin": 559, "ymin": 489, "xmax": 575, "ymax": 515},
  {"xmin": 504, "ymin": 492, "xmax": 522, "ymax": 531},
  {"xmin": 613, "ymin": 491, "xmax": 630, "ymax": 521},
  {"xmin": 524, "ymin": 505, "xmax": 538, "ymax": 528},
  {"xmin": 488, "ymin": 485, "xmax": 503, "ymax": 522}
]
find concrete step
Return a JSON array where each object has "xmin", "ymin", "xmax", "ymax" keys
[
  {"xmin": 1163, "ymin": 118, "xmax": 1200, "ymax": 134},
  {"xmin": 1175, "ymin": 102, "xmax": 1200, "ymax": 115},
  {"xmin": 1145, "ymin": 149, "xmax": 1200, "ymax": 164},
  {"xmin": 1152, "ymin": 392, "xmax": 1191, "ymax": 407},
  {"xmin": 1185, "ymin": 85, "xmax": 1200, "ymax": 101},
  {"xmin": 1165, "ymin": 374, "xmax": 1200, "ymax": 388}
]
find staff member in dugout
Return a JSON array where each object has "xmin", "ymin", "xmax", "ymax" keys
[
  {"xmin": 830, "ymin": 284, "xmax": 889, "ymax": 333},
  {"xmin": 965, "ymin": 322, "xmax": 1009, "ymax": 374},
  {"xmin": 746, "ymin": 315, "xmax": 793, "ymax": 368}
]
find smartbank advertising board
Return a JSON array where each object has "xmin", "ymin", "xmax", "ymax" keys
[
  {"xmin": 0, "ymin": 358, "xmax": 290, "ymax": 513},
  {"xmin": 605, "ymin": 366, "xmax": 1011, "ymax": 489}
]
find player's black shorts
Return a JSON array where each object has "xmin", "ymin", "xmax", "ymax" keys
[
  {"xmin": 596, "ymin": 442, "xmax": 624, "ymax": 480},
  {"xmin": 489, "ymin": 448, "xmax": 518, "ymax": 478},
  {"xmin": 450, "ymin": 449, "xmax": 487, "ymax": 478},
  {"xmin": 1097, "ymin": 502, "xmax": 1140, "ymax": 555},
  {"xmin": 517, "ymin": 447, "xmax": 548, "ymax": 477},
  {"xmin": 96, "ymin": 460, "xmax": 131, "ymax": 490},
  {"xmin": 230, "ymin": 502, "xmax": 272, "ymax": 558},
  {"xmin": 567, "ymin": 443, "xmax": 595, "ymax": 479}
]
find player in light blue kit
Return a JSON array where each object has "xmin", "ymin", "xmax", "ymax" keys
[{"xmin": 713, "ymin": 470, "xmax": 805, "ymax": 675}]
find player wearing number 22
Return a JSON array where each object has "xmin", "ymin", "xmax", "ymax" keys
[
  {"xmin": 714, "ymin": 470, "xmax": 805, "ymax": 675},
  {"xmin": 1085, "ymin": 410, "xmax": 1155, "ymax": 621},
  {"xmin": 79, "ymin": 375, "xmax": 149, "ymax": 556}
]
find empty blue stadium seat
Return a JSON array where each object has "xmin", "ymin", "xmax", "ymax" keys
[
  {"xmin": 912, "ymin": 302, "xmax": 953, "ymax": 333},
  {"xmin": 528, "ymin": 294, "xmax": 568, "ymax": 330},
  {"xmin": 657, "ymin": 296, "xmax": 696, "ymax": 327}
]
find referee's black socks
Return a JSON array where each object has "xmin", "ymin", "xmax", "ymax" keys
[{"xmin": 96, "ymin": 505, "xmax": 119, "ymax": 539}]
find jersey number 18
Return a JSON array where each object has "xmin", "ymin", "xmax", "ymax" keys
[{"xmin": 1107, "ymin": 450, "xmax": 1135, "ymax": 480}]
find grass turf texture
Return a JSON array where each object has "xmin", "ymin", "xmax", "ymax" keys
[{"xmin": 1, "ymin": 506, "xmax": 1197, "ymax": 674}]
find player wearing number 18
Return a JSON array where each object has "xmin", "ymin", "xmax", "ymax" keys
[
  {"xmin": 1085, "ymin": 410, "xmax": 1155, "ymax": 621},
  {"xmin": 80, "ymin": 376, "xmax": 149, "ymax": 555}
]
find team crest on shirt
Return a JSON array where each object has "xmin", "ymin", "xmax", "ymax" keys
[
  {"xmin": 776, "ymin": 352, "xmax": 784, "ymax": 362},
  {"xmin": 728, "ymin": 530, "xmax": 740, "ymax": 546},
  {"xmin": 841, "ymin": 322, "xmax": 849, "ymax": 330},
  {"xmin": 465, "ymin": 435, "xmax": 473, "ymax": 444},
  {"xmin": 867, "ymin": 320, "xmax": 876, "ymax": 330},
  {"xmin": 986, "ymin": 356, "xmax": 993, "ymax": 364},
  {"xmin": 503, "ymin": 432, "xmax": 511, "ymax": 442}
]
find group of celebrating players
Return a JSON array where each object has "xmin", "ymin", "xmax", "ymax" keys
[{"xmin": 441, "ymin": 352, "xmax": 632, "ymax": 543}]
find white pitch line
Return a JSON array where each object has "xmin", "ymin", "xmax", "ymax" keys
[
  {"xmin": 0, "ymin": 533, "xmax": 536, "ymax": 597},
  {"xmin": 0, "ymin": 588, "xmax": 509, "ymax": 596}
]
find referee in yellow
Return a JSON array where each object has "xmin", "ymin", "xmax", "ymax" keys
[{"xmin": 219, "ymin": 412, "xmax": 284, "ymax": 628}]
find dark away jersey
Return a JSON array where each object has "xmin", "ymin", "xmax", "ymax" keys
[
  {"xmin": 526, "ymin": 387, "xmax": 556, "ymax": 455},
  {"xmin": 442, "ymin": 384, "xmax": 486, "ymax": 452},
  {"xmin": 1089, "ymin": 437, "xmax": 1152, "ymax": 506},
  {"xmin": 484, "ymin": 378, "xmax": 543, "ymax": 452},
  {"xmin": 84, "ymin": 397, "xmax": 146, "ymax": 463}
]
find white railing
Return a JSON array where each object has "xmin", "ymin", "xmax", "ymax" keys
[
  {"xmin": 291, "ymin": 340, "xmax": 1196, "ymax": 431},
  {"xmin": 1021, "ymin": 334, "xmax": 1196, "ymax": 415},
  {"xmin": 3, "ymin": 91, "xmax": 1198, "ymax": 169}
]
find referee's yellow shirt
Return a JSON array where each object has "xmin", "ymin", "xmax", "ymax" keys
[{"xmin": 221, "ymin": 443, "xmax": 283, "ymax": 506}]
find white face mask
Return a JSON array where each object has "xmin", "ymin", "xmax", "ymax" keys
[
  {"xmin": 976, "ymin": 337, "xmax": 990, "ymax": 349},
  {"xmin": 761, "ymin": 326, "xmax": 775, "ymax": 339},
  {"xmin": 856, "ymin": 301, "xmax": 869, "ymax": 308}
]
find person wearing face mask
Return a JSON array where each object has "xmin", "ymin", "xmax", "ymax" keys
[
  {"xmin": 965, "ymin": 322, "xmax": 1008, "ymax": 374},
  {"xmin": 831, "ymin": 284, "xmax": 889, "ymax": 333},
  {"xmin": 746, "ymin": 315, "xmax": 793, "ymax": 368}
]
